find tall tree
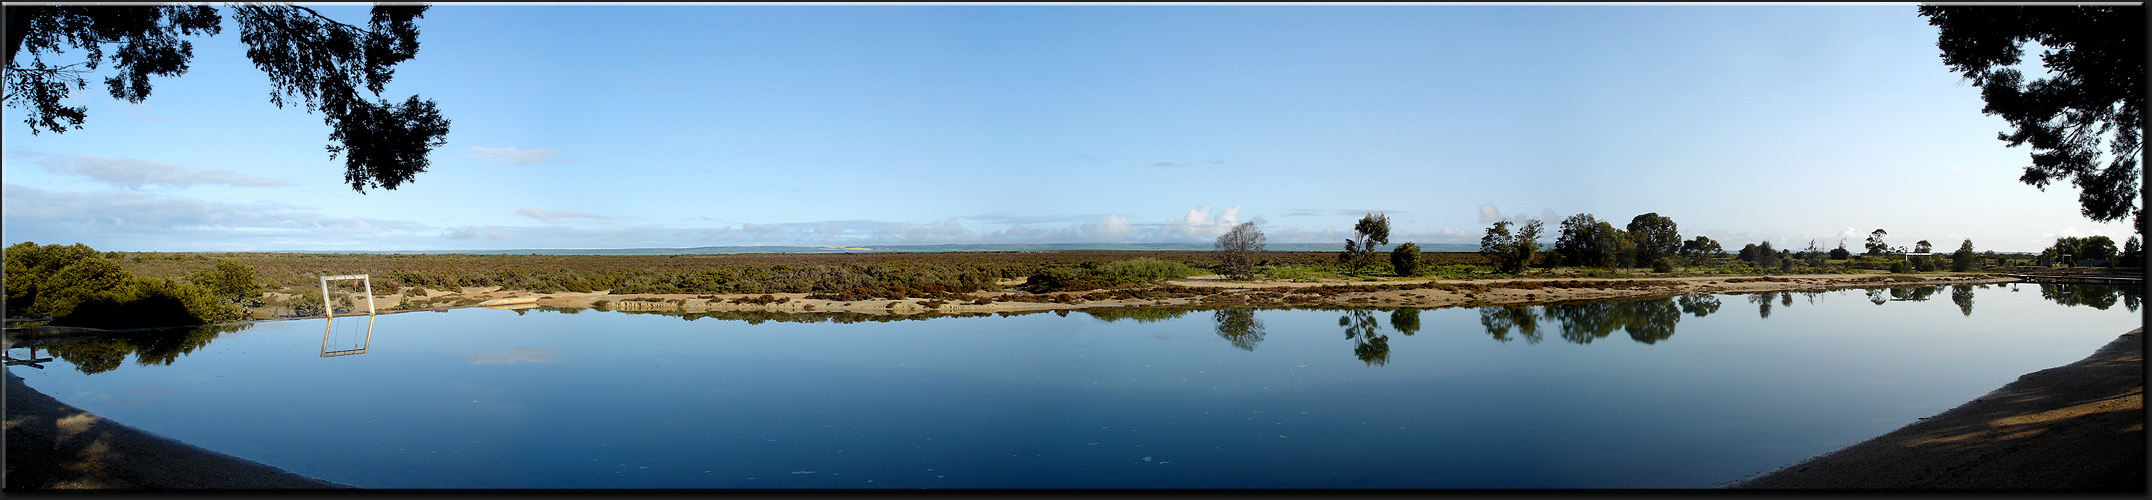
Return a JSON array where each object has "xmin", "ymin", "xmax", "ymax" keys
[
  {"xmin": 1480, "ymin": 219, "xmax": 1542, "ymax": 274},
  {"xmin": 1625, "ymin": 213, "xmax": 1681, "ymax": 268},
  {"xmin": 5, "ymin": 4, "xmax": 450, "ymax": 192},
  {"xmin": 1679, "ymin": 235, "xmax": 1722, "ymax": 266},
  {"xmin": 1554, "ymin": 213, "xmax": 1615, "ymax": 267},
  {"xmin": 1952, "ymin": 239, "xmax": 1977, "ymax": 272},
  {"xmin": 1865, "ymin": 229, "xmax": 1891, "ymax": 256},
  {"xmin": 1338, "ymin": 212, "xmax": 1389, "ymax": 276},
  {"xmin": 1214, "ymin": 222, "xmax": 1266, "ymax": 281},
  {"xmin": 1919, "ymin": 6, "xmax": 2143, "ymax": 229}
]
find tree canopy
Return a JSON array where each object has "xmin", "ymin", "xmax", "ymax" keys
[
  {"xmin": 4, "ymin": 4, "xmax": 449, "ymax": 192},
  {"xmin": 1214, "ymin": 222, "xmax": 1265, "ymax": 281},
  {"xmin": 1919, "ymin": 6, "xmax": 2143, "ymax": 229},
  {"xmin": 1479, "ymin": 219, "xmax": 1542, "ymax": 274},
  {"xmin": 1625, "ymin": 213, "xmax": 1680, "ymax": 268},
  {"xmin": 1338, "ymin": 213, "xmax": 1390, "ymax": 275}
]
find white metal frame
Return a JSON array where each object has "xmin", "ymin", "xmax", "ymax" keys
[
  {"xmin": 319, "ymin": 274, "xmax": 376, "ymax": 318},
  {"xmin": 321, "ymin": 314, "xmax": 375, "ymax": 358}
]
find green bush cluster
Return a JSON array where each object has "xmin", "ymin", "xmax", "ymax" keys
[
  {"xmin": 4, "ymin": 242, "xmax": 249, "ymax": 328},
  {"xmin": 1020, "ymin": 258, "xmax": 1204, "ymax": 293}
]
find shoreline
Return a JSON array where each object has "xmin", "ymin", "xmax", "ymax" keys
[
  {"xmin": 244, "ymin": 271, "xmax": 2014, "ymax": 322},
  {"xmin": 1731, "ymin": 328, "xmax": 2144, "ymax": 490},
  {"xmin": 3, "ymin": 274, "xmax": 2135, "ymax": 489}
]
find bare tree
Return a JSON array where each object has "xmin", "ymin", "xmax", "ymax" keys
[{"xmin": 1215, "ymin": 222, "xmax": 1266, "ymax": 281}]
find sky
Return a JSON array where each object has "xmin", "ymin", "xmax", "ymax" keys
[{"xmin": 2, "ymin": 3, "xmax": 2138, "ymax": 253}]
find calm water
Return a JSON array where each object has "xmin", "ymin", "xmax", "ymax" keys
[{"xmin": 8, "ymin": 284, "xmax": 2141, "ymax": 489}]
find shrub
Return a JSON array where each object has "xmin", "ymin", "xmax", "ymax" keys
[
  {"xmin": 31, "ymin": 257, "xmax": 137, "ymax": 319},
  {"xmin": 1889, "ymin": 261, "xmax": 1909, "ymax": 273},
  {"xmin": 49, "ymin": 278, "xmax": 244, "ymax": 329},
  {"xmin": 189, "ymin": 260, "xmax": 265, "ymax": 307},
  {"xmin": 1651, "ymin": 259, "xmax": 1674, "ymax": 273},
  {"xmin": 1390, "ymin": 243, "xmax": 1421, "ymax": 277}
]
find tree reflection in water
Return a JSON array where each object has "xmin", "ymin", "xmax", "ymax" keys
[
  {"xmin": 40, "ymin": 323, "xmax": 253, "ymax": 375},
  {"xmin": 1339, "ymin": 310, "xmax": 1389, "ymax": 366},
  {"xmin": 1749, "ymin": 292, "xmax": 1776, "ymax": 319},
  {"xmin": 1479, "ymin": 305, "xmax": 1541, "ymax": 344},
  {"xmin": 2038, "ymin": 283, "xmax": 2143, "ymax": 311},
  {"xmin": 1390, "ymin": 308, "xmax": 1421, "ymax": 336},
  {"xmin": 1212, "ymin": 309, "xmax": 1266, "ymax": 352},
  {"xmin": 1952, "ymin": 285, "xmax": 1976, "ymax": 316}
]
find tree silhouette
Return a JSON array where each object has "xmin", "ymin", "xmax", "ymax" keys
[
  {"xmin": 1625, "ymin": 213, "xmax": 1681, "ymax": 268},
  {"xmin": 5, "ymin": 4, "xmax": 450, "ymax": 192},
  {"xmin": 1480, "ymin": 219, "xmax": 1543, "ymax": 274},
  {"xmin": 1339, "ymin": 213, "xmax": 1390, "ymax": 276},
  {"xmin": 1919, "ymin": 6, "xmax": 2143, "ymax": 228},
  {"xmin": 1214, "ymin": 222, "xmax": 1266, "ymax": 281}
]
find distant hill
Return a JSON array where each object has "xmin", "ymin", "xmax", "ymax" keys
[{"xmin": 270, "ymin": 242, "xmax": 1483, "ymax": 255}]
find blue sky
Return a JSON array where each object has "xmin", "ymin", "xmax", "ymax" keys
[{"xmin": 2, "ymin": 4, "xmax": 2136, "ymax": 253}]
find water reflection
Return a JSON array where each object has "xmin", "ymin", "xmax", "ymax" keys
[
  {"xmin": 1676, "ymin": 295, "xmax": 1721, "ymax": 317},
  {"xmin": 1340, "ymin": 310, "xmax": 1389, "ymax": 366},
  {"xmin": 321, "ymin": 314, "xmax": 377, "ymax": 358},
  {"xmin": 1479, "ymin": 306, "xmax": 1543, "ymax": 344},
  {"xmin": 27, "ymin": 284, "xmax": 2137, "ymax": 376},
  {"xmin": 2037, "ymin": 283, "xmax": 2144, "ymax": 311},
  {"xmin": 1541, "ymin": 298, "xmax": 1684, "ymax": 344},
  {"xmin": 1213, "ymin": 309, "xmax": 1266, "ymax": 352},
  {"xmin": 33, "ymin": 323, "xmax": 252, "ymax": 375},
  {"xmin": 1952, "ymin": 285, "xmax": 1975, "ymax": 316},
  {"xmin": 1390, "ymin": 308, "xmax": 1422, "ymax": 336}
]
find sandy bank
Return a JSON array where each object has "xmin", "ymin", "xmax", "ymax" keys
[
  {"xmin": 3, "ymin": 368, "xmax": 351, "ymax": 489},
  {"xmin": 300, "ymin": 272, "xmax": 2011, "ymax": 320},
  {"xmin": 1732, "ymin": 329, "xmax": 2144, "ymax": 490}
]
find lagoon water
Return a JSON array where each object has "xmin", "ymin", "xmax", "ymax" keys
[{"xmin": 10, "ymin": 284, "xmax": 2142, "ymax": 488}]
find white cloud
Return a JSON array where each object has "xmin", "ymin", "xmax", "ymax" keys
[
  {"xmin": 444, "ymin": 226, "xmax": 508, "ymax": 240},
  {"xmin": 1079, "ymin": 215, "xmax": 1135, "ymax": 238},
  {"xmin": 469, "ymin": 147, "xmax": 564, "ymax": 165},
  {"xmin": 1478, "ymin": 203, "xmax": 1502, "ymax": 224},
  {"xmin": 29, "ymin": 153, "xmax": 290, "ymax": 189},
  {"xmin": 1, "ymin": 183, "xmax": 431, "ymax": 250},
  {"xmin": 1162, "ymin": 204, "xmax": 1243, "ymax": 239},
  {"xmin": 515, "ymin": 207, "xmax": 601, "ymax": 224}
]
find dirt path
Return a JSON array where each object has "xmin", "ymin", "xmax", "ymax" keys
[{"xmin": 1732, "ymin": 329, "xmax": 2145, "ymax": 490}]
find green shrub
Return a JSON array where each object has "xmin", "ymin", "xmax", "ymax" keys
[
  {"xmin": 189, "ymin": 260, "xmax": 264, "ymax": 307},
  {"xmin": 1889, "ymin": 260, "xmax": 1909, "ymax": 273},
  {"xmin": 4, "ymin": 242, "xmax": 103, "ymax": 317},
  {"xmin": 49, "ymin": 277, "xmax": 244, "ymax": 329},
  {"xmin": 1022, "ymin": 258, "xmax": 1202, "ymax": 293},
  {"xmin": 1390, "ymin": 243, "xmax": 1422, "ymax": 277},
  {"xmin": 31, "ymin": 257, "xmax": 137, "ymax": 319}
]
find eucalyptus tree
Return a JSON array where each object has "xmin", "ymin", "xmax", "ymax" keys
[
  {"xmin": 1919, "ymin": 5, "xmax": 2143, "ymax": 228},
  {"xmin": 1338, "ymin": 213, "xmax": 1390, "ymax": 276},
  {"xmin": 5, "ymin": 4, "xmax": 451, "ymax": 192},
  {"xmin": 1625, "ymin": 213, "xmax": 1681, "ymax": 268},
  {"xmin": 1480, "ymin": 219, "xmax": 1543, "ymax": 274}
]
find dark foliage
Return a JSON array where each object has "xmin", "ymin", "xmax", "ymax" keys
[{"xmin": 1921, "ymin": 5, "xmax": 2143, "ymax": 226}]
